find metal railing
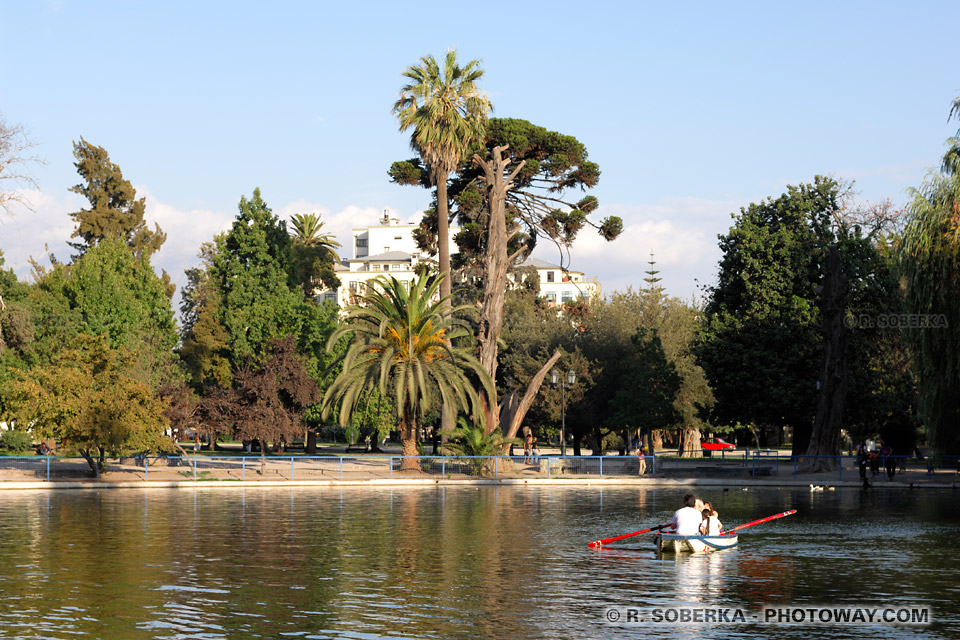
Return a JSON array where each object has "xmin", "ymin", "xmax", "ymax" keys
[{"xmin": 0, "ymin": 452, "xmax": 949, "ymax": 483}]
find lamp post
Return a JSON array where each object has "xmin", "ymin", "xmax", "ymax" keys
[{"xmin": 550, "ymin": 369, "xmax": 577, "ymax": 457}]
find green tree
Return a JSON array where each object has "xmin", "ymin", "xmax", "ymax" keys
[
  {"xmin": 179, "ymin": 239, "xmax": 233, "ymax": 389},
  {"xmin": 695, "ymin": 179, "xmax": 835, "ymax": 449},
  {"xmin": 211, "ymin": 189, "xmax": 303, "ymax": 361},
  {"xmin": 393, "ymin": 50, "xmax": 491, "ymax": 306},
  {"xmin": 4, "ymin": 334, "xmax": 172, "ymax": 473},
  {"xmin": 574, "ymin": 288, "xmax": 712, "ymax": 455},
  {"xmin": 59, "ymin": 238, "xmax": 179, "ymax": 389},
  {"xmin": 611, "ymin": 329, "xmax": 682, "ymax": 448},
  {"xmin": 322, "ymin": 274, "xmax": 493, "ymax": 470},
  {"xmin": 68, "ymin": 138, "xmax": 166, "ymax": 261},
  {"xmin": 900, "ymin": 97, "xmax": 960, "ymax": 455}
]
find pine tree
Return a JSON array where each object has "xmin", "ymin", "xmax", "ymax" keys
[
  {"xmin": 68, "ymin": 138, "xmax": 166, "ymax": 259},
  {"xmin": 643, "ymin": 251, "xmax": 663, "ymax": 294}
]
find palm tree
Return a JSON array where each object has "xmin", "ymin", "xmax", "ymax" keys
[
  {"xmin": 322, "ymin": 273, "xmax": 493, "ymax": 470},
  {"xmin": 442, "ymin": 418, "xmax": 520, "ymax": 476},
  {"xmin": 289, "ymin": 212, "xmax": 342, "ymax": 294},
  {"xmin": 290, "ymin": 212, "xmax": 340, "ymax": 254},
  {"xmin": 392, "ymin": 51, "xmax": 491, "ymax": 304}
]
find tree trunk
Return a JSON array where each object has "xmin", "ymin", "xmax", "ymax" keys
[
  {"xmin": 399, "ymin": 404, "xmax": 420, "ymax": 471},
  {"xmin": 436, "ymin": 175, "xmax": 451, "ymax": 305},
  {"xmin": 473, "ymin": 146, "xmax": 528, "ymax": 433},
  {"xmin": 499, "ymin": 350, "xmax": 563, "ymax": 439},
  {"xmin": 305, "ymin": 428, "xmax": 317, "ymax": 454},
  {"xmin": 591, "ymin": 425, "xmax": 603, "ymax": 456},
  {"xmin": 434, "ymin": 176, "xmax": 456, "ymax": 444},
  {"xmin": 678, "ymin": 426, "xmax": 702, "ymax": 458},
  {"xmin": 800, "ymin": 245, "xmax": 849, "ymax": 473},
  {"xmin": 651, "ymin": 429, "xmax": 663, "ymax": 452}
]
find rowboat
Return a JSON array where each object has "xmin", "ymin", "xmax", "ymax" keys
[{"xmin": 654, "ymin": 532, "xmax": 739, "ymax": 553}]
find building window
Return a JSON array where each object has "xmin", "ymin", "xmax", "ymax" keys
[
  {"xmin": 384, "ymin": 246, "xmax": 390, "ymax": 252},
  {"xmin": 391, "ymin": 263, "xmax": 402, "ymax": 271},
  {"xmin": 394, "ymin": 236, "xmax": 402, "ymax": 240},
  {"xmin": 562, "ymin": 291, "xmax": 573, "ymax": 303},
  {"xmin": 545, "ymin": 292, "xmax": 557, "ymax": 303},
  {"xmin": 356, "ymin": 238, "xmax": 367, "ymax": 248},
  {"xmin": 349, "ymin": 281, "xmax": 358, "ymax": 293},
  {"xmin": 547, "ymin": 271, "xmax": 555, "ymax": 283}
]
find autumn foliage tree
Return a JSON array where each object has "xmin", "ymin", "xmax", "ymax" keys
[{"xmin": 4, "ymin": 335, "xmax": 172, "ymax": 473}]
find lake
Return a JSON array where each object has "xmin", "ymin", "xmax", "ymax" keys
[{"xmin": 0, "ymin": 485, "xmax": 956, "ymax": 639}]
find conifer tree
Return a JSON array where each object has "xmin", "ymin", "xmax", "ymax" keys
[{"xmin": 68, "ymin": 138, "xmax": 166, "ymax": 259}]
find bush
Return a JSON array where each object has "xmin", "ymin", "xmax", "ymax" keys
[
  {"xmin": 0, "ymin": 429, "xmax": 34, "ymax": 453},
  {"xmin": 318, "ymin": 424, "xmax": 347, "ymax": 443}
]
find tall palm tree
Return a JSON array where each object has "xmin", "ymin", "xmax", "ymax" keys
[
  {"xmin": 322, "ymin": 273, "xmax": 493, "ymax": 470},
  {"xmin": 392, "ymin": 51, "xmax": 491, "ymax": 304}
]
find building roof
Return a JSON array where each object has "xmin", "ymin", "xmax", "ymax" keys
[
  {"xmin": 518, "ymin": 257, "xmax": 562, "ymax": 270},
  {"xmin": 349, "ymin": 251, "xmax": 415, "ymax": 263}
]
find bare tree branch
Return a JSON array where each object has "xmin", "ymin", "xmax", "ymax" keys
[{"xmin": 0, "ymin": 113, "xmax": 43, "ymax": 219}]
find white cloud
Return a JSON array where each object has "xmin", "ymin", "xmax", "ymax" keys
[
  {"xmin": 1, "ymin": 186, "xmax": 734, "ymax": 307},
  {"xmin": 531, "ymin": 197, "xmax": 741, "ymax": 301},
  {"xmin": 0, "ymin": 188, "xmax": 78, "ymax": 277}
]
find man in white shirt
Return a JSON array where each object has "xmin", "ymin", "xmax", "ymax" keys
[{"xmin": 671, "ymin": 494, "xmax": 704, "ymax": 536}]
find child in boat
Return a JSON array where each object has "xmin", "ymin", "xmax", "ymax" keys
[{"xmin": 699, "ymin": 506, "xmax": 723, "ymax": 536}]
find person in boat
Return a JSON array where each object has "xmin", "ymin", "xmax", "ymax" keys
[
  {"xmin": 671, "ymin": 494, "xmax": 704, "ymax": 536},
  {"xmin": 699, "ymin": 507, "xmax": 723, "ymax": 536}
]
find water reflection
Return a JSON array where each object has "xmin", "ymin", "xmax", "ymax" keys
[{"xmin": 0, "ymin": 486, "xmax": 956, "ymax": 639}]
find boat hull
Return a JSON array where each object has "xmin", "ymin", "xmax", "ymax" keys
[{"xmin": 655, "ymin": 532, "xmax": 739, "ymax": 553}]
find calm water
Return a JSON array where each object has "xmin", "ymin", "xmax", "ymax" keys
[{"xmin": 0, "ymin": 486, "xmax": 957, "ymax": 639}]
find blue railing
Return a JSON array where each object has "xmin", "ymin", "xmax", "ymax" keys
[{"xmin": 0, "ymin": 452, "xmax": 947, "ymax": 482}]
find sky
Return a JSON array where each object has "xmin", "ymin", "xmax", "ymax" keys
[{"xmin": 1, "ymin": 0, "xmax": 958, "ymax": 308}]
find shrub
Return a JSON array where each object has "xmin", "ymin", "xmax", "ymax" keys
[{"xmin": 0, "ymin": 429, "xmax": 34, "ymax": 453}]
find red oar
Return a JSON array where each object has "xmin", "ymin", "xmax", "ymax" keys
[
  {"xmin": 724, "ymin": 509, "xmax": 797, "ymax": 535},
  {"xmin": 587, "ymin": 523, "xmax": 671, "ymax": 548}
]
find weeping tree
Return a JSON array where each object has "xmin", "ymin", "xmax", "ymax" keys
[
  {"xmin": 900, "ymin": 97, "xmax": 960, "ymax": 456},
  {"xmin": 391, "ymin": 118, "xmax": 622, "ymax": 437},
  {"xmin": 322, "ymin": 273, "xmax": 493, "ymax": 470}
]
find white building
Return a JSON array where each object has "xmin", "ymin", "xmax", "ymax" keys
[
  {"xmin": 517, "ymin": 257, "xmax": 601, "ymax": 306},
  {"xmin": 318, "ymin": 212, "xmax": 601, "ymax": 308}
]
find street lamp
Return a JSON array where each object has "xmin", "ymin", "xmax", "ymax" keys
[{"xmin": 550, "ymin": 369, "xmax": 577, "ymax": 457}]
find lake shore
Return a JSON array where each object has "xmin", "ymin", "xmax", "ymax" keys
[{"xmin": 1, "ymin": 474, "xmax": 956, "ymax": 490}]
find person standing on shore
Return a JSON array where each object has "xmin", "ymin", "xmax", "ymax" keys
[
  {"xmin": 636, "ymin": 445, "xmax": 646, "ymax": 475},
  {"xmin": 522, "ymin": 425, "xmax": 533, "ymax": 463}
]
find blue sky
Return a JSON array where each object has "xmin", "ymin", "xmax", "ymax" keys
[{"xmin": 1, "ymin": 0, "xmax": 958, "ymax": 302}]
